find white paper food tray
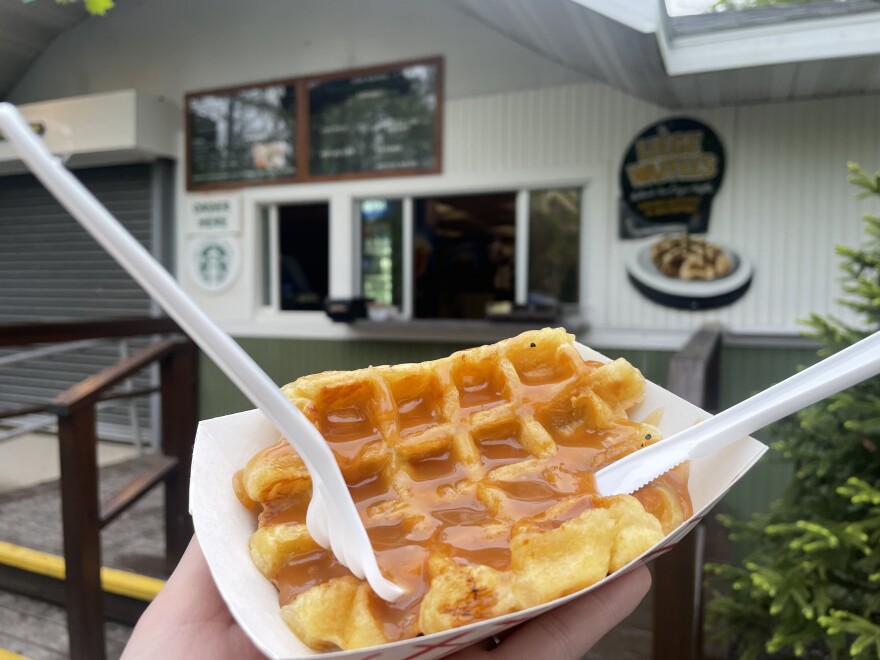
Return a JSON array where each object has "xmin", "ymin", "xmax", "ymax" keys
[{"xmin": 190, "ymin": 343, "xmax": 766, "ymax": 659}]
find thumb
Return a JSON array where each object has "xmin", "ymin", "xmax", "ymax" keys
[{"xmin": 485, "ymin": 566, "xmax": 651, "ymax": 660}]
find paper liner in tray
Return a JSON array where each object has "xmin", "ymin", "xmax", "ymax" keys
[{"xmin": 190, "ymin": 343, "xmax": 767, "ymax": 660}]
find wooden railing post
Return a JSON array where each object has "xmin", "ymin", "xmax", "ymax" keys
[
  {"xmin": 653, "ymin": 323, "xmax": 723, "ymax": 660},
  {"xmin": 160, "ymin": 340, "xmax": 198, "ymax": 568},
  {"xmin": 57, "ymin": 405, "xmax": 106, "ymax": 660},
  {"xmin": 46, "ymin": 337, "xmax": 184, "ymax": 659}
]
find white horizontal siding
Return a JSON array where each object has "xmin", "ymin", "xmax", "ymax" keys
[{"xmin": 440, "ymin": 84, "xmax": 879, "ymax": 335}]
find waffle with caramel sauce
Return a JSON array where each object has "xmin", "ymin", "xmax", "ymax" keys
[{"xmin": 234, "ymin": 328, "xmax": 692, "ymax": 651}]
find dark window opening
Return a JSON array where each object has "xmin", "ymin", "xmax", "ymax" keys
[
  {"xmin": 278, "ymin": 203, "xmax": 329, "ymax": 311},
  {"xmin": 414, "ymin": 192, "xmax": 516, "ymax": 320}
]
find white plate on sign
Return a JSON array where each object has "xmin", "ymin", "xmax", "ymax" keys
[{"xmin": 626, "ymin": 240, "xmax": 753, "ymax": 310}]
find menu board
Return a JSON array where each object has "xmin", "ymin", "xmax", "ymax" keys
[
  {"xmin": 185, "ymin": 58, "xmax": 442, "ymax": 190},
  {"xmin": 307, "ymin": 60, "xmax": 440, "ymax": 177},
  {"xmin": 187, "ymin": 83, "xmax": 296, "ymax": 187}
]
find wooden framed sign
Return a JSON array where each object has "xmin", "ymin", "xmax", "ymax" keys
[
  {"xmin": 305, "ymin": 57, "xmax": 442, "ymax": 180},
  {"xmin": 186, "ymin": 80, "xmax": 297, "ymax": 190},
  {"xmin": 185, "ymin": 57, "xmax": 442, "ymax": 190}
]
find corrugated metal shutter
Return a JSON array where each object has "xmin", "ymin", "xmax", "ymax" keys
[{"xmin": 0, "ymin": 164, "xmax": 162, "ymax": 443}]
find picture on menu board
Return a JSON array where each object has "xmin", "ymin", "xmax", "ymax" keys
[
  {"xmin": 307, "ymin": 59, "xmax": 441, "ymax": 177},
  {"xmin": 187, "ymin": 83, "xmax": 296, "ymax": 187}
]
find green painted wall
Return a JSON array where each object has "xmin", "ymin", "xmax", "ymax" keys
[{"xmin": 198, "ymin": 336, "xmax": 819, "ymax": 523}]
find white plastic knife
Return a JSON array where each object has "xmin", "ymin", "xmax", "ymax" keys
[{"xmin": 595, "ymin": 330, "xmax": 880, "ymax": 496}]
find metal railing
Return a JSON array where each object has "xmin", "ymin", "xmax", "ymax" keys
[{"xmin": 0, "ymin": 337, "xmax": 150, "ymax": 449}]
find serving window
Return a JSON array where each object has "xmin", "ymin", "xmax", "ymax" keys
[
  {"xmin": 528, "ymin": 188, "xmax": 581, "ymax": 306},
  {"xmin": 360, "ymin": 199, "xmax": 404, "ymax": 308},
  {"xmin": 257, "ymin": 185, "xmax": 583, "ymax": 322},
  {"xmin": 261, "ymin": 202, "xmax": 330, "ymax": 312},
  {"xmin": 413, "ymin": 192, "xmax": 516, "ymax": 320},
  {"xmin": 355, "ymin": 187, "xmax": 583, "ymax": 321}
]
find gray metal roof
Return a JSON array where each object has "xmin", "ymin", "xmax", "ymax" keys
[
  {"xmin": 1, "ymin": 0, "xmax": 879, "ymax": 109},
  {"xmin": 0, "ymin": 0, "xmax": 87, "ymax": 101},
  {"xmin": 443, "ymin": 0, "xmax": 675, "ymax": 102}
]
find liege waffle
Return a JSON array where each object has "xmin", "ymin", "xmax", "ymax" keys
[{"xmin": 235, "ymin": 328, "xmax": 692, "ymax": 651}]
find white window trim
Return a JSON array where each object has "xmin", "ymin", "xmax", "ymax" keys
[
  {"xmin": 514, "ymin": 190, "xmax": 530, "ymax": 305},
  {"xmin": 267, "ymin": 205, "xmax": 280, "ymax": 310},
  {"xmin": 402, "ymin": 198, "xmax": 415, "ymax": 320},
  {"xmin": 353, "ymin": 184, "xmax": 586, "ymax": 320},
  {"xmin": 233, "ymin": 171, "xmax": 600, "ymax": 341}
]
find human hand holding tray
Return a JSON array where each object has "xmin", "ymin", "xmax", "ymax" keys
[{"xmin": 190, "ymin": 333, "xmax": 767, "ymax": 659}]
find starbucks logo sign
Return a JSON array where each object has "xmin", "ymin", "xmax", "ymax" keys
[{"xmin": 189, "ymin": 237, "xmax": 239, "ymax": 292}]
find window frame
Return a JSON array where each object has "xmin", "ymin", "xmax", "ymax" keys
[
  {"xmin": 353, "ymin": 184, "xmax": 588, "ymax": 320},
  {"xmin": 253, "ymin": 192, "xmax": 337, "ymax": 322},
  {"xmin": 239, "ymin": 173, "xmax": 594, "ymax": 338},
  {"xmin": 260, "ymin": 203, "xmax": 280, "ymax": 310}
]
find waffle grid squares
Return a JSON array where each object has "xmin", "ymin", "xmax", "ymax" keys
[
  {"xmin": 242, "ymin": 328, "xmax": 680, "ymax": 651},
  {"xmin": 281, "ymin": 329, "xmax": 641, "ymax": 530}
]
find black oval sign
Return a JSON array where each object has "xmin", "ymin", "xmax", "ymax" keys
[{"xmin": 619, "ymin": 117, "xmax": 725, "ymax": 238}]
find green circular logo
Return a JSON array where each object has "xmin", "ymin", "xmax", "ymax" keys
[{"xmin": 190, "ymin": 237, "xmax": 239, "ymax": 292}]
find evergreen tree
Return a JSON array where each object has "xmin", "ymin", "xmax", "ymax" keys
[{"xmin": 706, "ymin": 164, "xmax": 880, "ymax": 659}]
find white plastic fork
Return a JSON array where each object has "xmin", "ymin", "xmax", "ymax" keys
[
  {"xmin": 0, "ymin": 102, "xmax": 405, "ymax": 603},
  {"xmin": 595, "ymin": 329, "xmax": 880, "ymax": 496}
]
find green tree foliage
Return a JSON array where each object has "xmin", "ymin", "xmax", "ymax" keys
[{"xmin": 706, "ymin": 164, "xmax": 880, "ymax": 659}]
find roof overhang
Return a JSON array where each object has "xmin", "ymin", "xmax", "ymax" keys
[
  {"xmin": 441, "ymin": 0, "xmax": 880, "ymax": 107},
  {"xmin": 658, "ymin": 4, "xmax": 880, "ymax": 75},
  {"xmin": 0, "ymin": 90, "xmax": 180, "ymax": 174},
  {"xmin": 578, "ymin": 0, "xmax": 880, "ymax": 75}
]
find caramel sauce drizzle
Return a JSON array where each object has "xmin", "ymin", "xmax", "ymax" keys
[{"xmin": 236, "ymin": 358, "xmax": 693, "ymax": 642}]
